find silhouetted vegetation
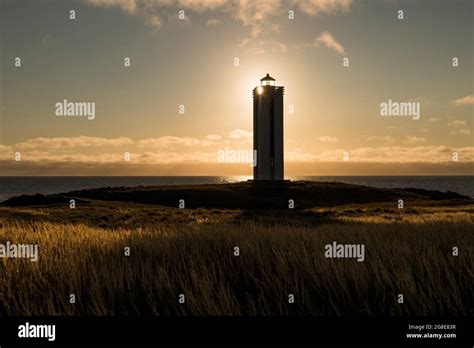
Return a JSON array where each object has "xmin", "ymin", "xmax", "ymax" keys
[{"xmin": 0, "ymin": 195, "xmax": 472, "ymax": 316}]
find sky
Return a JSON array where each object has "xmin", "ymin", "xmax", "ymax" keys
[{"xmin": 0, "ymin": 0, "xmax": 473, "ymax": 176}]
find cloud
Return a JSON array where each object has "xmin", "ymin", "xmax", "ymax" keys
[
  {"xmin": 448, "ymin": 120, "xmax": 471, "ymax": 135},
  {"xmin": 205, "ymin": 18, "xmax": 221, "ymax": 27},
  {"xmin": 314, "ymin": 31, "xmax": 345, "ymax": 54},
  {"xmin": 2, "ymin": 135, "xmax": 474, "ymax": 177},
  {"xmin": 0, "ymin": 130, "xmax": 255, "ymax": 161},
  {"xmin": 448, "ymin": 120, "xmax": 468, "ymax": 128},
  {"xmin": 86, "ymin": 0, "xmax": 138, "ymax": 13},
  {"xmin": 403, "ymin": 136, "xmax": 427, "ymax": 144},
  {"xmin": 86, "ymin": 0, "xmax": 162, "ymax": 28},
  {"xmin": 13, "ymin": 136, "xmax": 134, "ymax": 150},
  {"xmin": 457, "ymin": 128, "xmax": 471, "ymax": 135},
  {"xmin": 295, "ymin": 0, "xmax": 353, "ymax": 16},
  {"xmin": 227, "ymin": 129, "xmax": 252, "ymax": 141},
  {"xmin": 314, "ymin": 146, "xmax": 474, "ymax": 163},
  {"xmin": 136, "ymin": 150, "xmax": 216, "ymax": 164},
  {"xmin": 363, "ymin": 135, "xmax": 454, "ymax": 148},
  {"xmin": 318, "ymin": 136, "xmax": 338, "ymax": 143},
  {"xmin": 3, "ymin": 134, "xmax": 472, "ymax": 166},
  {"xmin": 365, "ymin": 135, "xmax": 396, "ymax": 144},
  {"xmin": 84, "ymin": 0, "xmax": 354, "ymax": 36},
  {"xmin": 265, "ymin": 40, "xmax": 288, "ymax": 53},
  {"xmin": 144, "ymin": 14, "xmax": 163, "ymax": 28},
  {"xmin": 178, "ymin": 0, "xmax": 229, "ymax": 12},
  {"xmin": 1, "ymin": 133, "xmax": 228, "ymax": 164},
  {"xmin": 0, "ymin": 144, "xmax": 14, "ymax": 157},
  {"xmin": 136, "ymin": 136, "xmax": 216, "ymax": 148},
  {"xmin": 84, "ymin": 0, "xmax": 229, "ymax": 30},
  {"xmin": 452, "ymin": 95, "xmax": 474, "ymax": 106},
  {"xmin": 84, "ymin": 0, "xmax": 354, "ymax": 56},
  {"xmin": 231, "ymin": 0, "xmax": 283, "ymax": 37}
]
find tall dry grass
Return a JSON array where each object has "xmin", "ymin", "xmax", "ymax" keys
[{"xmin": 0, "ymin": 212, "xmax": 472, "ymax": 316}]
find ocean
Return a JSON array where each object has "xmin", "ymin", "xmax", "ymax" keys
[{"xmin": 0, "ymin": 176, "xmax": 472, "ymax": 202}]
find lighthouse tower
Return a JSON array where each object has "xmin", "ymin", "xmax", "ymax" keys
[{"xmin": 252, "ymin": 74, "xmax": 284, "ymax": 181}]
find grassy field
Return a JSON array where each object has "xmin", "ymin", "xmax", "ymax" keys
[{"xmin": 0, "ymin": 202, "xmax": 472, "ymax": 316}]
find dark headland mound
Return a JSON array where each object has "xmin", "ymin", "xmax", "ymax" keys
[{"xmin": 1, "ymin": 181, "xmax": 471, "ymax": 209}]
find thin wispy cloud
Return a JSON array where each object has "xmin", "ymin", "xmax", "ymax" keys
[
  {"xmin": 205, "ymin": 18, "xmax": 221, "ymax": 27},
  {"xmin": 84, "ymin": 0, "xmax": 354, "ymax": 34},
  {"xmin": 87, "ymin": 0, "xmax": 138, "ymax": 13},
  {"xmin": 452, "ymin": 95, "xmax": 474, "ymax": 106},
  {"xmin": 84, "ymin": 0, "xmax": 353, "ymax": 57},
  {"xmin": 295, "ymin": 0, "xmax": 353, "ymax": 16},
  {"xmin": 365, "ymin": 136, "xmax": 396, "ymax": 144},
  {"xmin": 448, "ymin": 120, "xmax": 471, "ymax": 135},
  {"xmin": 319, "ymin": 136, "xmax": 339, "ymax": 143},
  {"xmin": 403, "ymin": 136, "xmax": 427, "ymax": 144},
  {"xmin": 315, "ymin": 31, "xmax": 346, "ymax": 54},
  {"xmin": 137, "ymin": 136, "xmax": 217, "ymax": 148}
]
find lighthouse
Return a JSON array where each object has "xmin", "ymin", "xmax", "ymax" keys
[{"xmin": 252, "ymin": 74, "xmax": 284, "ymax": 181}]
